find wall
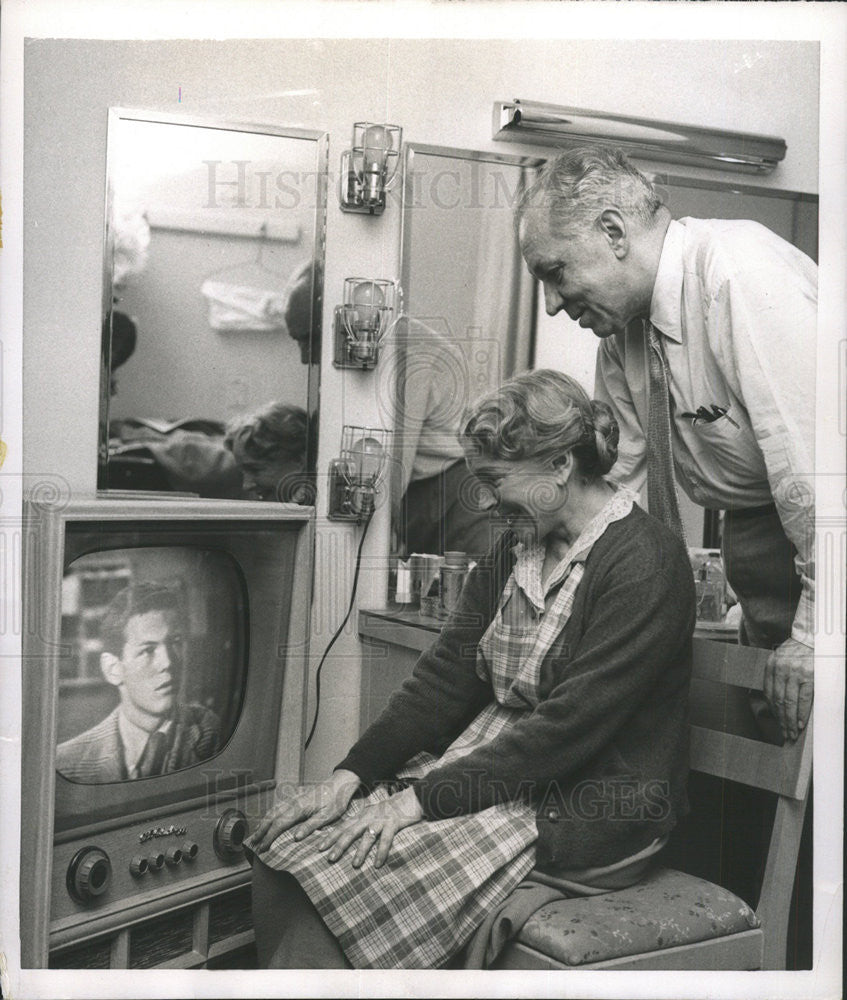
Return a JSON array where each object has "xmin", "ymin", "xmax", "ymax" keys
[{"xmin": 23, "ymin": 37, "xmax": 819, "ymax": 778}]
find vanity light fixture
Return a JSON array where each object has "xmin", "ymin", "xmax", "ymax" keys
[
  {"xmin": 333, "ymin": 277, "xmax": 399, "ymax": 370},
  {"xmin": 339, "ymin": 122, "xmax": 403, "ymax": 214},
  {"xmin": 492, "ymin": 100, "xmax": 787, "ymax": 175},
  {"xmin": 327, "ymin": 426, "xmax": 392, "ymax": 523}
]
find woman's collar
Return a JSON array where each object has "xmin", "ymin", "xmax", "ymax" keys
[{"xmin": 513, "ymin": 485, "xmax": 638, "ymax": 607}]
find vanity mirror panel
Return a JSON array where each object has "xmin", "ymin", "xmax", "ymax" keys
[
  {"xmin": 98, "ymin": 110, "xmax": 327, "ymax": 499},
  {"xmin": 390, "ymin": 144, "xmax": 543, "ymax": 560}
]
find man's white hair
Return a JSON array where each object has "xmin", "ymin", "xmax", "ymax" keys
[{"xmin": 517, "ymin": 146, "xmax": 663, "ymax": 237}]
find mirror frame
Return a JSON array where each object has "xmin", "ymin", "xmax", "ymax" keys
[{"xmin": 97, "ymin": 108, "xmax": 328, "ymax": 495}]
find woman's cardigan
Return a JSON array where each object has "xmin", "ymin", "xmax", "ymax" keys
[{"xmin": 337, "ymin": 506, "xmax": 696, "ymax": 870}]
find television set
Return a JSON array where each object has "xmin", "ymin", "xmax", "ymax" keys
[{"xmin": 20, "ymin": 497, "xmax": 314, "ymax": 969}]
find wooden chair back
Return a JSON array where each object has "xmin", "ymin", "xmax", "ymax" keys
[{"xmin": 688, "ymin": 638, "xmax": 812, "ymax": 969}]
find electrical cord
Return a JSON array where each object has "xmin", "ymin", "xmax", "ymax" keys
[{"xmin": 304, "ymin": 508, "xmax": 375, "ymax": 751}]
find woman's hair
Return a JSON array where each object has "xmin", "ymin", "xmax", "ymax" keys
[
  {"xmin": 461, "ymin": 369, "xmax": 619, "ymax": 478},
  {"xmin": 224, "ymin": 402, "xmax": 310, "ymax": 466},
  {"xmin": 516, "ymin": 146, "xmax": 663, "ymax": 238}
]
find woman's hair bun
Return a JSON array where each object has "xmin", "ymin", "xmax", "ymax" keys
[{"xmin": 589, "ymin": 399, "xmax": 619, "ymax": 475}]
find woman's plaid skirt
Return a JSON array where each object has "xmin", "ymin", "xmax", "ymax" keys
[{"xmin": 255, "ymin": 702, "xmax": 538, "ymax": 969}]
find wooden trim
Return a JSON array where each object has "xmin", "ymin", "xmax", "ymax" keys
[
  {"xmin": 20, "ymin": 505, "xmax": 66, "ymax": 968},
  {"xmin": 157, "ymin": 949, "xmax": 207, "ymax": 970},
  {"xmin": 690, "ymin": 638, "xmax": 769, "ymax": 689},
  {"xmin": 49, "ymin": 868, "xmax": 251, "ymax": 949},
  {"xmin": 193, "ymin": 900, "xmax": 210, "ymax": 959},
  {"xmin": 757, "ymin": 793, "xmax": 811, "ymax": 970},
  {"xmin": 690, "ymin": 726, "xmax": 808, "ymax": 797},
  {"xmin": 275, "ymin": 514, "xmax": 316, "ymax": 786},
  {"xmin": 111, "ymin": 929, "xmax": 130, "ymax": 969},
  {"xmin": 206, "ymin": 929, "xmax": 255, "ymax": 961}
]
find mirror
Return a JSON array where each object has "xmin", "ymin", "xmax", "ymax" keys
[
  {"xmin": 390, "ymin": 144, "xmax": 543, "ymax": 562},
  {"xmin": 98, "ymin": 110, "xmax": 327, "ymax": 500}
]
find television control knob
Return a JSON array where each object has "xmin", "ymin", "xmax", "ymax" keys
[
  {"xmin": 129, "ymin": 855, "xmax": 149, "ymax": 878},
  {"xmin": 181, "ymin": 840, "xmax": 199, "ymax": 861},
  {"xmin": 147, "ymin": 851, "xmax": 165, "ymax": 871},
  {"xmin": 67, "ymin": 847, "xmax": 112, "ymax": 902},
  {"xmin": 214, "ymin": 809, "xmax": 249, "ymax": 860},
  {"xmin": 165, "ymin": 846, "xmax": 183, "ymax": 866}
]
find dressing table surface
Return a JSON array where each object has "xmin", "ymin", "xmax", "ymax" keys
[{"xmin": 356, "ymin": 606, "xmax": 737, "ymax": 732}]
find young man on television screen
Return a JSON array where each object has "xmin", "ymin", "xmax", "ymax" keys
[{"xmin": 56, "ymin": 582, "xmax": 220, "ymax": 782}]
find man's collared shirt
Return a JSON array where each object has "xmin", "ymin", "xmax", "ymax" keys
[
  {"xmin": 117, "ymin": 710, "xmax": 173, "ymax": 778},
  {"xmin": 595, "ymin": 217, "xmax": 817, "ymax": 647}
]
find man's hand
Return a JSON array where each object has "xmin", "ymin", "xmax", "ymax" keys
[
  {"xmin": 763, "ymin": 637, "xmax": 814, "ymax": 742},
  {"xmin": 247, "ymin": 769, "xmax": 361, "ymax": 854},
  {"xmin": 316, "ymin": 786, "xmax": 424, "ymax": 869}
]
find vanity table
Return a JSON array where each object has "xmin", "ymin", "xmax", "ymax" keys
[{"xmin": 357, "ymin": 606, "xmax": 738, "ymax": 731}]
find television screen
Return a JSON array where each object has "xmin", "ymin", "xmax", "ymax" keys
[{"xmin": 55, "ymin": 545, "xmax": 247, "ymax": 784}]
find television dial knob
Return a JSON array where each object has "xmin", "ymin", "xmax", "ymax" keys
[
  {"xmin": 181, "ymin": 840, "xmax": 199, "ymax": 861},
  {"xmin": 129, "ymin": 855, "xmax": 149, "ymax": 878},
  {"xmin": 214, "ymin": 809, "xmax": 249, "ymax": 860},
  {"xmin": 67, "ymin": 846, "xmax": 112, "ymax": 903},
  {"xmin": 147, "ymin": 851, "xmax": 166, "ymax": 871},
  {"xmin": 165, "ymin": 846, "xmax": 183, "ymax": 866}
]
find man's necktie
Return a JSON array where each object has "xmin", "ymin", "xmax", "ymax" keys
[
  {"xmin": 645, "ymin": 320, "xmax": 686, "ymax": 542},
  {"xmin": 136, "ymin": 729, "xmax": 168, "ymax": 778}
]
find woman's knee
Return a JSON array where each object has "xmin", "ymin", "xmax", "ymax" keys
[{"xmin": 250, "ymin": 862, "xmax": 350, "ymax": 969}]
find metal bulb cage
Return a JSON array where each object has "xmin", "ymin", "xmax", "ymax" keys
[
  {"xmin": 339, "ymin": 122, "xmax": 403, "ymax": 214},
  {"xmin": 327, "ymin": 425, "xmax": 392, "ymax": 522},
  {"xmin": 333, "ymin": 277, "xmax": 399, "ymax": 369}
]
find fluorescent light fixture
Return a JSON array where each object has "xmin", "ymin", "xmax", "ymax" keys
[{"xmin": 493, "ymin": 101, "xmax": 786, "ymax": 175}]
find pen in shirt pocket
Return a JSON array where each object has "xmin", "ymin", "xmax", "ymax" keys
[{"xmin": 682, "ymin": 404, "xmax": 740, "ymax": 429}]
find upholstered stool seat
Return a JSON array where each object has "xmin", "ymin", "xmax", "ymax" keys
[{"xmin": 498, "ymin": 868, "xmax": 761, "ymax": 970}]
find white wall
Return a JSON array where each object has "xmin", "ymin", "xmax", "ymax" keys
[{"xmin": 23, "ymin": 37, "xmax": 820, "ymax": 777}]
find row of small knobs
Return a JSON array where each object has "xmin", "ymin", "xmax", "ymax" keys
[
  {"xmin": 67, "ymin": 810, "xmax": 247, "ymax": 902},
  {"xmin": 130, "ymin": 841, "xmax": 199, "ymax": 878}
]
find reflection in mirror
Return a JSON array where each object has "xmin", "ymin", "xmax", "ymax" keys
[
  {"xmin": 56, "ymin": 548, "xmax": 246, "ymax": 784},
  {"xmin": 390, "ymin": 145, "xmax": 543, "ymax": 562},
  {"xmin": 99, "ymin": 111, "xmax": 327, "ymax": 500}
]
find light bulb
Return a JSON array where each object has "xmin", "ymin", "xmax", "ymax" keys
[
  {"xmin": 350, "ymin": 280, "xmax": 386, "ymax": 332},
  {"xmin": 362, "ymin": 124, "xmax": 393, "ymax": 169},
  {"xmin": 349, "ymin": 436, "xmax": 384, "ymax": 484},
  {"xmin": 361, "ymin": 124, "xmax": 392, "ymax": 205}
]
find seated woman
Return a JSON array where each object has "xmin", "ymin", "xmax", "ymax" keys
[
  {"xmin": 224, "ymin": 401, "xmax": 315, "ymax": 503},
  {"xmin": 247, "ymin": 370, "xmax": 696, "ymax": 970}
]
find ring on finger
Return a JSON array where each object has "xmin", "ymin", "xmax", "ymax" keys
[{"xmin": 367, "ymin": 826, "xmax": 379, "ymax": 838}]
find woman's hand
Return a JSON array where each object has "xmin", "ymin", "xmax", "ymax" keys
[
  {"xmin": 316, "ymin": 785, "xmax": 424, "ymax": 869},
  {"xmin": 248, "ymin": 769, "xmax": 362, "ymax": 854}
]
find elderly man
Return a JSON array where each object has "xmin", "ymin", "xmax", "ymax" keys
[
  {"xmin": 517, "ymin": 146, "xmax": 816, "ymax": 744},
  {"xmin": 57, "ymin": 582, "xmax": 220, "ymax": 782},
  {"xmin": 516, "ymin": 146, "xmax": 816, "ymax": 968}
]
